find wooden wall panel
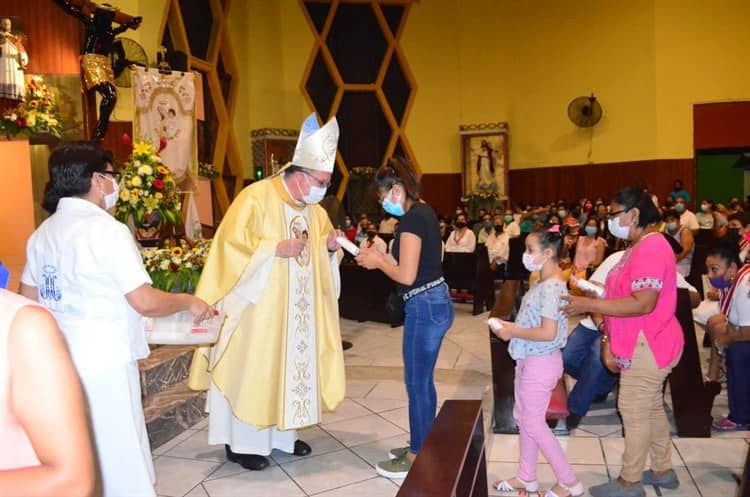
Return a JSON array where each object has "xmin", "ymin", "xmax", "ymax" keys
[
  {"xmin": 420, "ymin": 173, "xmax": 462, "ymax": 217},
  {"xmin": 694, "ymin": 102, "xmax": 750, "ymax": 151},
  {"xmin": 100, "ymin": 121, "xmax": 133, "ymax": 164},
  {"xmin": 421, "ymin": 159, "xmax": 695, "ymax": 214},
  {"xmin": 508, "ymin": 159, "xmax": 695, "ymax": 207},
  {"xmin": 3, "ymin": 0, "xmax": 82, "ymax": 74}
]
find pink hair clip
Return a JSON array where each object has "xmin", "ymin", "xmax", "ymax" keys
[{"xmin": 548, "ymin": 224, "xmax": 561, "ymax": 233}]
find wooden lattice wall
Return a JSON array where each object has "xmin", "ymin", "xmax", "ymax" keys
[
  {"xmin": 158, "ymin": 0, "xmax": 243, "ymax": 219},
  {"xmin": 299, "ymin": 0, "xmax": 419, "ymax": 200}
]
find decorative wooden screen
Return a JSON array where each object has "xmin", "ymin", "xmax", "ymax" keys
[
  {"xmin": 300, "ymin": 0, "xmax": 418, "ymax": 200},
  {"xmin": 158, "ymin": 0, "xmax": 243, "ymax": 220}
]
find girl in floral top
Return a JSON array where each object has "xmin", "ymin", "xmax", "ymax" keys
[
  {"xmin": 492, "ymin": 225, "xmax": 583, "ymax": 497},
  {"xmin": 562, "ymin": 187, "xmax": 684, "ymax": 497}
]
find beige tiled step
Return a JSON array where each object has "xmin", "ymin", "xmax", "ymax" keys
[
  {"xmin": 138, "ymin": 345, "xmax": 196, "ymax": 397},
  {"xmin": 143, "ymin": 379, "xmax": 206, "ymax": 449}
]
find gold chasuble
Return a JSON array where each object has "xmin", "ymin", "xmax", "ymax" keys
[{"xmin": 188, "ymin": 175, "xmax": 345, "ymax": 430}]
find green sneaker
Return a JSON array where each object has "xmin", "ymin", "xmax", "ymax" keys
[
  {"xmin": 388, "ymin": 446, "xmax": 410, "ymax": 460},
  {"xmin": 376, "ymin": 454, "xmax": 412, "ymax": 479}
]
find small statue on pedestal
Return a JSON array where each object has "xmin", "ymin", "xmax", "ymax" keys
[
  {"xmin": 0, "ymin": 17, "xmax": 28, "ymax": 114},
  {"xmin": 52, "ymin": 0, "xmax": 142, "ymax": 140}
]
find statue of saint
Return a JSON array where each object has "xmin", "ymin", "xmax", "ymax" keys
[
  {"xmin": 0, "ymin": 17, "xmax": 28, "ymax": 113},
  {"xmin": 52, "ymin": 0, "xmax": 142, "ymax": 140},
  {"xmin": 475, "ymin": 139, "xmax": 497, "ymax": 189}
]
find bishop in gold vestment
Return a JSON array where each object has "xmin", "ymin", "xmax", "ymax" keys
[{"xmin": 189, "ymin": 113, "xmax": 345, "ymax": 470}]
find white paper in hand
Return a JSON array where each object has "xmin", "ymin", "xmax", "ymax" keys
[
  {"xmin": 575, "ymin": 278, "xmax": 605, "ymax": 298},
  {"xmin": 487, "ymin": 317, "xmax": 503, "ymax": 331},
  {"xmin": 336, "ymin": 236, "xmax": 360, "ymax": 256}
]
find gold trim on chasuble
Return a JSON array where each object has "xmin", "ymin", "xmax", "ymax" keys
[{"xmin": 284, "ymin": 212, "xmax": 318, "ymax": 429}]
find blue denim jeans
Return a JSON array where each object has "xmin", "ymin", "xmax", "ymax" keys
[
  {"xmin": 403, "ymin": 282, "xmax": 454, "ymax": 454},
  {"xmin": 562, "ymin": 323, "xmax": 618, "ymax": 417},
  {"xmin": 726, "ymin": 341, "xmax": 750, "ymax": 425}
]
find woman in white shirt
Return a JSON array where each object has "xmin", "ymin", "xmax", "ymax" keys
[
  {"xmin": 20, "ymin": 142, "xmax": 212, "ymax": 497},
  {"xmin": 445, "ymin": 213, "xmax": 476, "ymax": 253},
  {"xmin": 486, "ymin": 215, "xmax": 510, "ymax": 265}
]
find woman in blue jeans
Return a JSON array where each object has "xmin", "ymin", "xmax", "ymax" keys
[{"xmin": 357, "ymin": 156, "xmax": 454, "ymax": 479}]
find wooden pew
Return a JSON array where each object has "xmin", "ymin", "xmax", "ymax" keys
[
  {"xmin": 488, "ymin": 280, "xmax": 521, "ymax": 433},
  {"xmin": 473, "ymin": 245, "xmax": 495, "ymax": 315},
  {"xmin": 338, "ymin": 262, "xmax": 395, "ymax": 324},
  {"xmin": 738, "ymin": 447, "xmax": 750, "ymax": 497},
  {"xmin": 505, "ymin": 235, "xmax": 529, "ymax": 281},
  {"xmin": 668, "ymin": 288, "xmax": 721, "ymax": 437},
  {"xmin": 443, "ymin": 251, "xmax": 478, "ymax": 302},
  {"xmin": 397, "ymin": 400, "xmax": 488, "ymax": 497}
]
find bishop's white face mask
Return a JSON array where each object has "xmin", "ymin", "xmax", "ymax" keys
[
  {"xmin": 607, "ymin": 215, "xmax": 631, "ymax": 240},
  {"xmin": 298, "ymin": 172, "xmax": 327, "ymax": 205},
  {"xmin": 99, "ymin": 173, "xmax": 119, "ymax": 211}
]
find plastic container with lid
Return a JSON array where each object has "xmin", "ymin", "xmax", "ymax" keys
[{"xmin": 144, "ymin": 309, "xmax": 225, "ymax": 345}]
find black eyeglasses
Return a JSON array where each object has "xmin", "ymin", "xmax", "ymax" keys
[
  {"xmin": 302, "ymin": 171, "xmax": 332, "ymax": 189},
  {"xmin": 98, "ymin": 170, "xmax": 122, "ymax": 182},
  {"xmin": 609, "ymin": 209, "xmax": 627, "ymax": 217}
]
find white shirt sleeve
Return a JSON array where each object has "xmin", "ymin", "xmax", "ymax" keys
[
  {"xmin": 102, "ymin": 222, "xmax": 152, "ymax": 295},
  {"xmin": 20, "ymin": 230, "xmax": 38, "ymax": 286},
  {"xmin": 730, "ymin": 273, "xmax": 750, "ymax": 327}
]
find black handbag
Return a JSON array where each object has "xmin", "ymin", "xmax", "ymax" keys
[{"xmin": 385, "ymin": 289, "xmax": 405, "ymax": 326}]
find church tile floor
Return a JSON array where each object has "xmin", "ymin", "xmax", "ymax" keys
[{"xmin": 153, "ymin": 304, "xmax": 747, "ymax": 497}]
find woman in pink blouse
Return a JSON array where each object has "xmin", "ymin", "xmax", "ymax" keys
[
  {"xmin": 0, "ymin": 289, "xmax": 98, "ymax": 496},
  {"xmin": 562, "ymin": 187, "xmax": 684, "ymax": 497}
]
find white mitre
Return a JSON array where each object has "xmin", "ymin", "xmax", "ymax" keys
[{"xmin": 290, "ymin": 113, "xmax": 339, "ymax": 173}]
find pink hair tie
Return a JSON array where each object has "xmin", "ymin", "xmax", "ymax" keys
[{"xmin": 548, "ymin": 224, "xmax": 561, "ymax": 233}]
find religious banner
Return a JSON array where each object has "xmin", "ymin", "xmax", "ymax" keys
[{"xmin": 132, "ymin": 66, "xmax": 197, "ymax": 193}]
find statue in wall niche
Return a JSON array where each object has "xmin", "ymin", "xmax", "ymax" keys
[
  {"xmin": 52, "ymin": 0, "xmax": 142, "ymax": 141},
  {"xmin": 476, "ymin": 139, "xmax": 498, "ymax": 188},
  {"xmin": 0, "ymin": 17, "xmax": 28, "ymax": 113}
]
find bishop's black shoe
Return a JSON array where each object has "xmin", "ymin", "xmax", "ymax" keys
[
  {"xmin": 225, "ymin": 445, "xmax": 269, "ymax": 471},
  {"xmin": 293, "ymin": 440, "xmax": 312, "ymax": 456}
]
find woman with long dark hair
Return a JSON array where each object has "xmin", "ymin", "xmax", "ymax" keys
[{"xmin": 355, "ymin": 157, "xmax": 454, "ymax": 479}]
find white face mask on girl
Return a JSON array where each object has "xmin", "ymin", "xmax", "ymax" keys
[
  {"xmin": 99, "ymin": 173, "xmax": 119, "ymax": 210},
  {"xmin": 607, "ymin": 215, "xmax": 631, "ymax": 240},
  {"xmin": 522, "ymin": 252, "xmax": 544, "ymax": 272}
]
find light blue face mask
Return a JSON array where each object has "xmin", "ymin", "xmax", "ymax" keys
[{"xmin": 382, "ymin": 188, "xmax": 405, "ymax": 217}]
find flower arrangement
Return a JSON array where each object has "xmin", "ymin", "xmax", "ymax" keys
[
  {"xmin": 0, "ymin": 76, "xmax": 62, "ymax": 139},
  {"xmin": 141, "ymin": 238, "xmax": 212, "ymax": 293},
  {"xmin": 198, "ymin": 162, "xmax": 220, "ymax": 179},
  {"xmin": 115, "ymin": 138, "xmax": 182, "ymax": 227},
  {"xmin": 463, "ymin": 185, "xmax": 500, "ymax": 219}
]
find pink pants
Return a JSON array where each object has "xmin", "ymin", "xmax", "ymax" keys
[{"xmin": 513, "ymin": 352, "xmax": 576, "ymax": 486}]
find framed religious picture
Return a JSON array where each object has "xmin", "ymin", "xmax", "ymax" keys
[{"xmin": 459, "ymin": 122, "xmax": 509, "ymax": 216}]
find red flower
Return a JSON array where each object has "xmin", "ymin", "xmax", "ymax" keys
[
  {"xmin": 122, "ymin": 133, "xmax": 132, "ymax": 149},
  {"xmin": 159, "ymin": 136, "xmax": 167, "ymax": 152},
  {"xmin": 153, "ymin": 179, "xmax": 164, "ymax": 191},
  {"xmin": 16, "ymin": 117, "xmax": 27, "ymax": 128},
  {"xmin": 170, "ymin": 263, "xmax": 179, "ymax": 272}
]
